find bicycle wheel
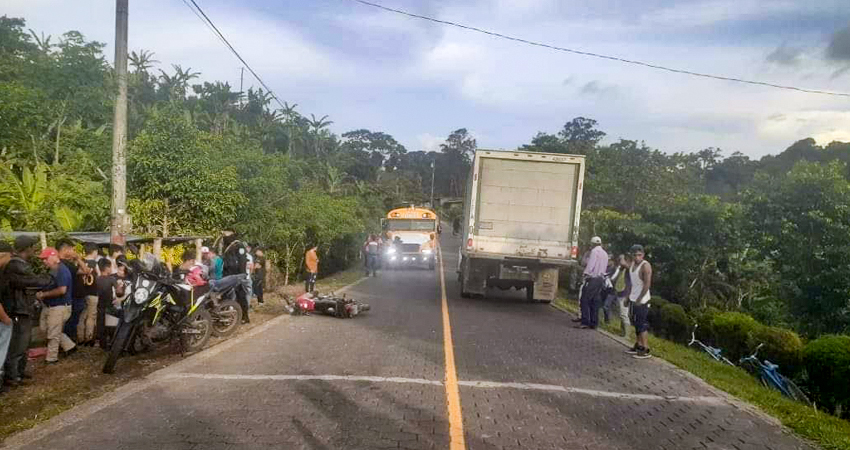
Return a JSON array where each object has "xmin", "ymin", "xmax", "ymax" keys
[{"xmin": 779, "ymin": 375, "xmax": 814, "ymax": 407}]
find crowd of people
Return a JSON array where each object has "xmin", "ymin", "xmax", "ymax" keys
[
  {"xmin": 575, "ymin": 236, "xmax": 653, "ymax": 359},
  {"xmin": 0, "ymin": 233, "xmax": 273, "ymax": 396}
]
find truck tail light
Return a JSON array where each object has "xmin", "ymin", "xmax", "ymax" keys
[
  {"xmin": 467, "ymin": 238, "xmax": 473, "ymax": 249},
  {"xmin": 570, "ymin": 246, "xmax": 578, "ymax": 258}
]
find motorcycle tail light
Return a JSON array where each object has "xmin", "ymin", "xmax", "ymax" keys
[
  {"xmin": 571, "ymin": 246, "xmax": 578, "ymax": 258},
  {"xmin": 466, "ymin": 238, "xmax": 473, "ymax": 249}
]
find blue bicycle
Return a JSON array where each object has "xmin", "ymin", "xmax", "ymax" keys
[
  {"xmin": 688, "ymin": 324, "xmax": 735, "ymax": 366},
  {"xmin": 739, "ymin": 343, "xmax": 813, "ymax": 407}
]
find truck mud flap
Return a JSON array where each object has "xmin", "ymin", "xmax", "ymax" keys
[{"xmin": 532, "ymin": 267, "xmax": 559, "ymax": 302}]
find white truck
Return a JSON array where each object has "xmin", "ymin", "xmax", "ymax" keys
[{"xmin": 457, "ymin": 150, "xmax": 585, "ymax": 302}]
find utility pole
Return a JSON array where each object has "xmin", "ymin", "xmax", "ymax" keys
[
  {"xmin": 110, "ymin": 0, "xmax": 129, "ymax": 246},
  {"xmin": 430, "ymin": 159, "xmax": 436, "ymax": 209},
  {"xmin": 239, "ymin": 67, "xmax": 244, "ymax": 104}
]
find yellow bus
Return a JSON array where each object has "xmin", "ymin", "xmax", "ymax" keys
[{"xmin": 382, "ymin": 206, "xmax": 438, "ymax": 270}]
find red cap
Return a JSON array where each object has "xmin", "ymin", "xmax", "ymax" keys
[{"xmin": 39, "ymin": 247, "xmax": 58, "ymax": 259}]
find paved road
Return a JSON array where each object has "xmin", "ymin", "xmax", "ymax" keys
[{"xmin": 7, "ymin": 234, "xmax": 813, "ymax": 450}]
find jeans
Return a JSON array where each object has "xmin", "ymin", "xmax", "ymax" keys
[
  {"xmin": 0, "ymin": 322, "xmax": 12, "ymax": 381},
  {"xmin": 365, "ymin": 254, "xmax": 378, "ymax": 276},
  {"xmin": 4, "ymin": 315, "xmax": 32, "ymax": 380},
  {"xmin": 580, "ymin": 277, "xmax": 604, "ymax": 328},
  {"xmin": 602, "ymin": 293, "xmax": 617, "ymax": 323},
  {"xmin": 41, "ymin": 304, "xmax": 75, "ymax": 362},
  {"xmin": 63, "ymin": 297, "xmax": 86, "ymax": 341},
  {"xmin": 253, "ymin": 280, "xmax": 264, "ymax": 303}
]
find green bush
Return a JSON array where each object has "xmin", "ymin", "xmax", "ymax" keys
[
  {"xmin": 692, "ymin": 306, "xmax": 721, "ymax": 344},
  {"xmin": 712, "ymin": 312, "xmax": 761, "ymax": 360},
  {"xmin": 746, "ymin": 326, "xmax": 804, "ymax": 376},
  {"xmin": 803, "ymin": 335, "xmax": 850, "ymax": 418},
  {"xmin": 647, "ymin": 296, "xmax": 670, "ymax": 335},
  {"xmin": 659, "ymin": 303, "xmax": 691, "ymax": 344}
]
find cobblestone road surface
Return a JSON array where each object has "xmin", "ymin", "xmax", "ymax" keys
[{"xmin": 8, "ymin": 235, "xmax": 814, "ymax": 450}]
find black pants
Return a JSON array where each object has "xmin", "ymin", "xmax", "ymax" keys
[
  {"xmin": 97, "ymin": 298, "xmax": 110, "ymax": 349},
  {"xmin": 4, "ymin": 315, "xmax": 32, "ymax": 380},
  {"xmin": 253, "ymin": 279, "xmax": 264, "ymax": 303},
  {"xmin": 305, "ymin": 273, "xmax": 317, "ymax": 293},
  {"xmin": 580, "ymin": 277, "xmax": 604, "ymax": 328}
]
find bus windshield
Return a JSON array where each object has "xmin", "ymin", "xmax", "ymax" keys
[{"xmin": 386, "ymin": 219, "xmax": 435, "ymax": 231}]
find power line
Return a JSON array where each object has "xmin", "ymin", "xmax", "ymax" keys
[
  {"xmin": 349, "ymin": 0, "xmax": 850, "ymax": 98},
  {"xmin": 181, "ymin": 0, "xmax": 286, "ymax": 109}
]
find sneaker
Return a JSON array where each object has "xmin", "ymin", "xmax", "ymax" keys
[
  {"xmin": 633, "ymin": 348, "xmax": 652, "ymax": 359},
  {"xmin": 625, "ymin": 345, "xmax": 640, "ymax": 355},
  {"xmin": 570, "ymin": 318, "xmax": 582, "ymax": 323},
  {"xmin": 61, "ymin": 346, "xmax": 78, "ymax": 357}
]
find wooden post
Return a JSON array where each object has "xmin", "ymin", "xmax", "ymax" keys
[
  {"xmin": 39, "ymin": 232, "xmax": 47, "ymax": 250},
  {"xmin": 109, "ymin": 0, "xmax": 129, "ymax": 247},
  {"xmin": 153, "ymin": 238, "xmax": 162, "ymax": 259},
  {"xmin": 195, "ymin": 238, "xmax": 203, "ymax": 261},
  {"xmin": 139, "ymin": 243, "xmax": 147, "ymax": 257}
]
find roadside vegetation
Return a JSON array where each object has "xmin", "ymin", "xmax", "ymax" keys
[{"xmin": 553, "ymin": 297, "xmax": 850, "ymax": 450}]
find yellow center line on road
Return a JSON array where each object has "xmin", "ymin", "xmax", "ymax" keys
[{"xmin": 437, "ymin": 244, "xmax": 467, "ymax": 450}]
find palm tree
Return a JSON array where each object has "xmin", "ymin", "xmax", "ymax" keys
[
  {"xmin": 158, "ymin": 65, "xmax": 200, "ymax": 101},
  {"xmin": 129, "ymin": 50, "xmax": 159, "ymax": 73},
  {"xmin": 308, "ymin": 114, "xmax": 333, "ymax": 158},
  {"xmin": 280, "ymin": 102, "xmax": 299, "ymax": 155}
]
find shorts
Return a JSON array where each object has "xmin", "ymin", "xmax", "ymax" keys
[{"xmin": 632, "ymin": 303, "xmax": 650, "ymax": 334}]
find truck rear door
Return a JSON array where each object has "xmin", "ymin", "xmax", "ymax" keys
[{"xmin": 472, "ymin": 153, "xmax": 583, "ymax": 261}]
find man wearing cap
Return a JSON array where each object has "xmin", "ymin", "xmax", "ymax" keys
[
  {"xmin": 577, "ymin": 236, "xmax": 608, "ymax": 329},
  {"xmin": 36, "ymin": 247, "xmax": 77, "ymax": 364},
  {"xmin": 3, "ymin": 236, "xmax": 52, "ymax": 386}
]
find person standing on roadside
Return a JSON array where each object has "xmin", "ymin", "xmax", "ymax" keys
[
  {"xmin": 626, "ymin": 245, "xmax": 653, "ymax": 359},
  {"xmin": 0, "ymin": 242, "xmax": 13, "ymax": 394},
  {"xmin": 607, "ymin": 254, "xmax": 633, "ymax": 337},
  {"xmin": 305, "ymin": 244, "xmax": 319, "ymax": 293},
  {"xmin": 203, "ymin": 247, "xmax": 224, "ymax": 281},
  {"xmin": 222, "ymin": 233, "xmax": 251, "ymax": 323},
  {"xmin": 364, "ymin": 235, "xmax": 380, "ymax": 277},
  {"xmin": 576, "ymin": 236, "xmax": 608, "ymax": 330},
  {"xmin": 3, "ymin": 236, "xmax": 51, "ymax": 387},
  {"xmin": 253, "ymin": 248, "xmax": 266, "ymax": 305},
  {"xmin": 57, "ymin": 240, "xmax": 91, "ymax": 343},
  {"xmin": 36, "ymin": 247, "xmax": 77, "ymax": 364},
  {"xmin": 75, "ymin": 244, "xmax": 100, "ymax": 345},
  {"xmin": 95, "ymin": 258, "xmax": 122, "ymax": 349}
]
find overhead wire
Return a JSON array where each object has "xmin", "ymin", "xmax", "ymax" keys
[
  {"xmin": 181, "ymin": 0, "xmax": 286, "ymax": 108},
  {"xmin": 349, "ymin": 0, "xmax": 850, "ymax": 98}
]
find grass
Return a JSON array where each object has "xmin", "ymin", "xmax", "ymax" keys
[
  {"xmin": 553, "ymin": 296, "xmax": 850, "ymax": 450},
  {"xmin": 0, "ymin": 267, "xmax": 365, "ymax": 443}
]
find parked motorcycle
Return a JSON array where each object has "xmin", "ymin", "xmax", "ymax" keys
[
  {"xmin": 103, "ymin": 256, "xmax": 213, "ymax": 374},
  {"xmin": 204, "ymin": 274, "xmax": 247, "ymax": 338}
]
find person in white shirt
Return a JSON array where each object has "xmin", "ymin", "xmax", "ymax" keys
[
  {"xmin": 625, "ymin": 245, "xmax": 653, "ymax": 359},
  {"xmin": 576, "ymin": 236, "xmax": 608, "ymax": 329}
]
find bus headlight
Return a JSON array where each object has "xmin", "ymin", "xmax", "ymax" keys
[
  {"xmin": 421, "ymin": 249, "xmax": 432, "ymax": 255},
  {"xmin": 386, "ymin": 247, "xmax": 396, "ymax": 255}
]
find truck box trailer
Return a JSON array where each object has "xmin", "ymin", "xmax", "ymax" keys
[{"xmin": 457, "ymin": 150, "xmax": 585, "ymax": 302}]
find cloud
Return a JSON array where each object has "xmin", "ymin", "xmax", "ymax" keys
[
  {"xmin": 766, "ymin": 44, "xmax": 803, "ymax": 66},
  {"xmin": 757, "ymin": 110, "xmax": 850, "ymax": 145},
  {"xmin": 826, "ymin": 24, "xmax": 850, "ymax": 62},
  {"xmin": 580, "ymin": 80, "xmax": 617, "ymax": 96},
  {"xmin": 417, "ymin": 133, "xmax": 444, "ymax": 152}
]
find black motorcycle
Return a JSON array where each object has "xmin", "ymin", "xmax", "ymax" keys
[
  {"xmin": 103, "ymin": 257, "xmax": 213, "ymax": 374},
  {"xmin": 204, "ymin": 274, "xmax": 247, "ymax": 338}
]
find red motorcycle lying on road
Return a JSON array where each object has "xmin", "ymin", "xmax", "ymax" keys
[{"xmin": 290, "ymin": 292, "xmax": 371, "ymax": 318}]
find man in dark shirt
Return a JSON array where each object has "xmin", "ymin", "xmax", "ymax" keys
[
  {"xmin": 253, "ymin": 247, "xmax": 266, "ymax": 305},
  {"xmin": 222, "ymin": 233, "xmax": 250, "ymax": 323},
  {"xmin": 56, "ymin": 240, "xmax": 93, "ymax": 343},
  {"xmin": 76, "ymin": 244, "xmax": 100, "ymax": 345},
  {"xmin": 3, "ymin": 236, "xmax": 51, "ymax": 385},
  {"xmin": 36, "ymin": 247, "xmax": 76, "ymax": 363},
  {"xmin": 95, "ymin": 258, "xmax": 122, "ymax": 349}
]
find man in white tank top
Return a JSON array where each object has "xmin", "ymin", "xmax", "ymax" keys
[{"xmin": 625, "ymin": 245, "xmax": 653, "ymax": 359}]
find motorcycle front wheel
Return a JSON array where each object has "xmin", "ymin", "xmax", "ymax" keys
[
  {"xmin": 103, "ymin": 321, "xmax": 134, "ymax": 374},
  {"xmin": 181, "ymin": 309, "xmax": 213, "ymax": 353},
  {"xmin": 211, "ymin": 300, "xmax": 242, "ymax": 338}
]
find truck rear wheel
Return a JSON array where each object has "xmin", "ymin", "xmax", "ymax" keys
[{"xmin": 526, "ymin": 284, "xmax": 534, "ymax": 302}]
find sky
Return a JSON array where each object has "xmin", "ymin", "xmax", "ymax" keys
[{"xmin": 5, "ymin": 0, "xmax": 850, "ymax": 158}]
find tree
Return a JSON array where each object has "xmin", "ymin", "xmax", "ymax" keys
[
  {"xmin": 745, "ymin": 161, "xmax": 850, "ymax": 335},
  {"xmin": 307, "ymin": 114, "xmax": 333, "ymax": 158},
  {"xmin": 558, "ymin": 117, "xmax": 606, "ymax": 155}
]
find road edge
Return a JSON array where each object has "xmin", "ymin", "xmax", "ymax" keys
[{"xmin": 2, "ymin": 276, "xmax": 368, "ymax": 450}]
